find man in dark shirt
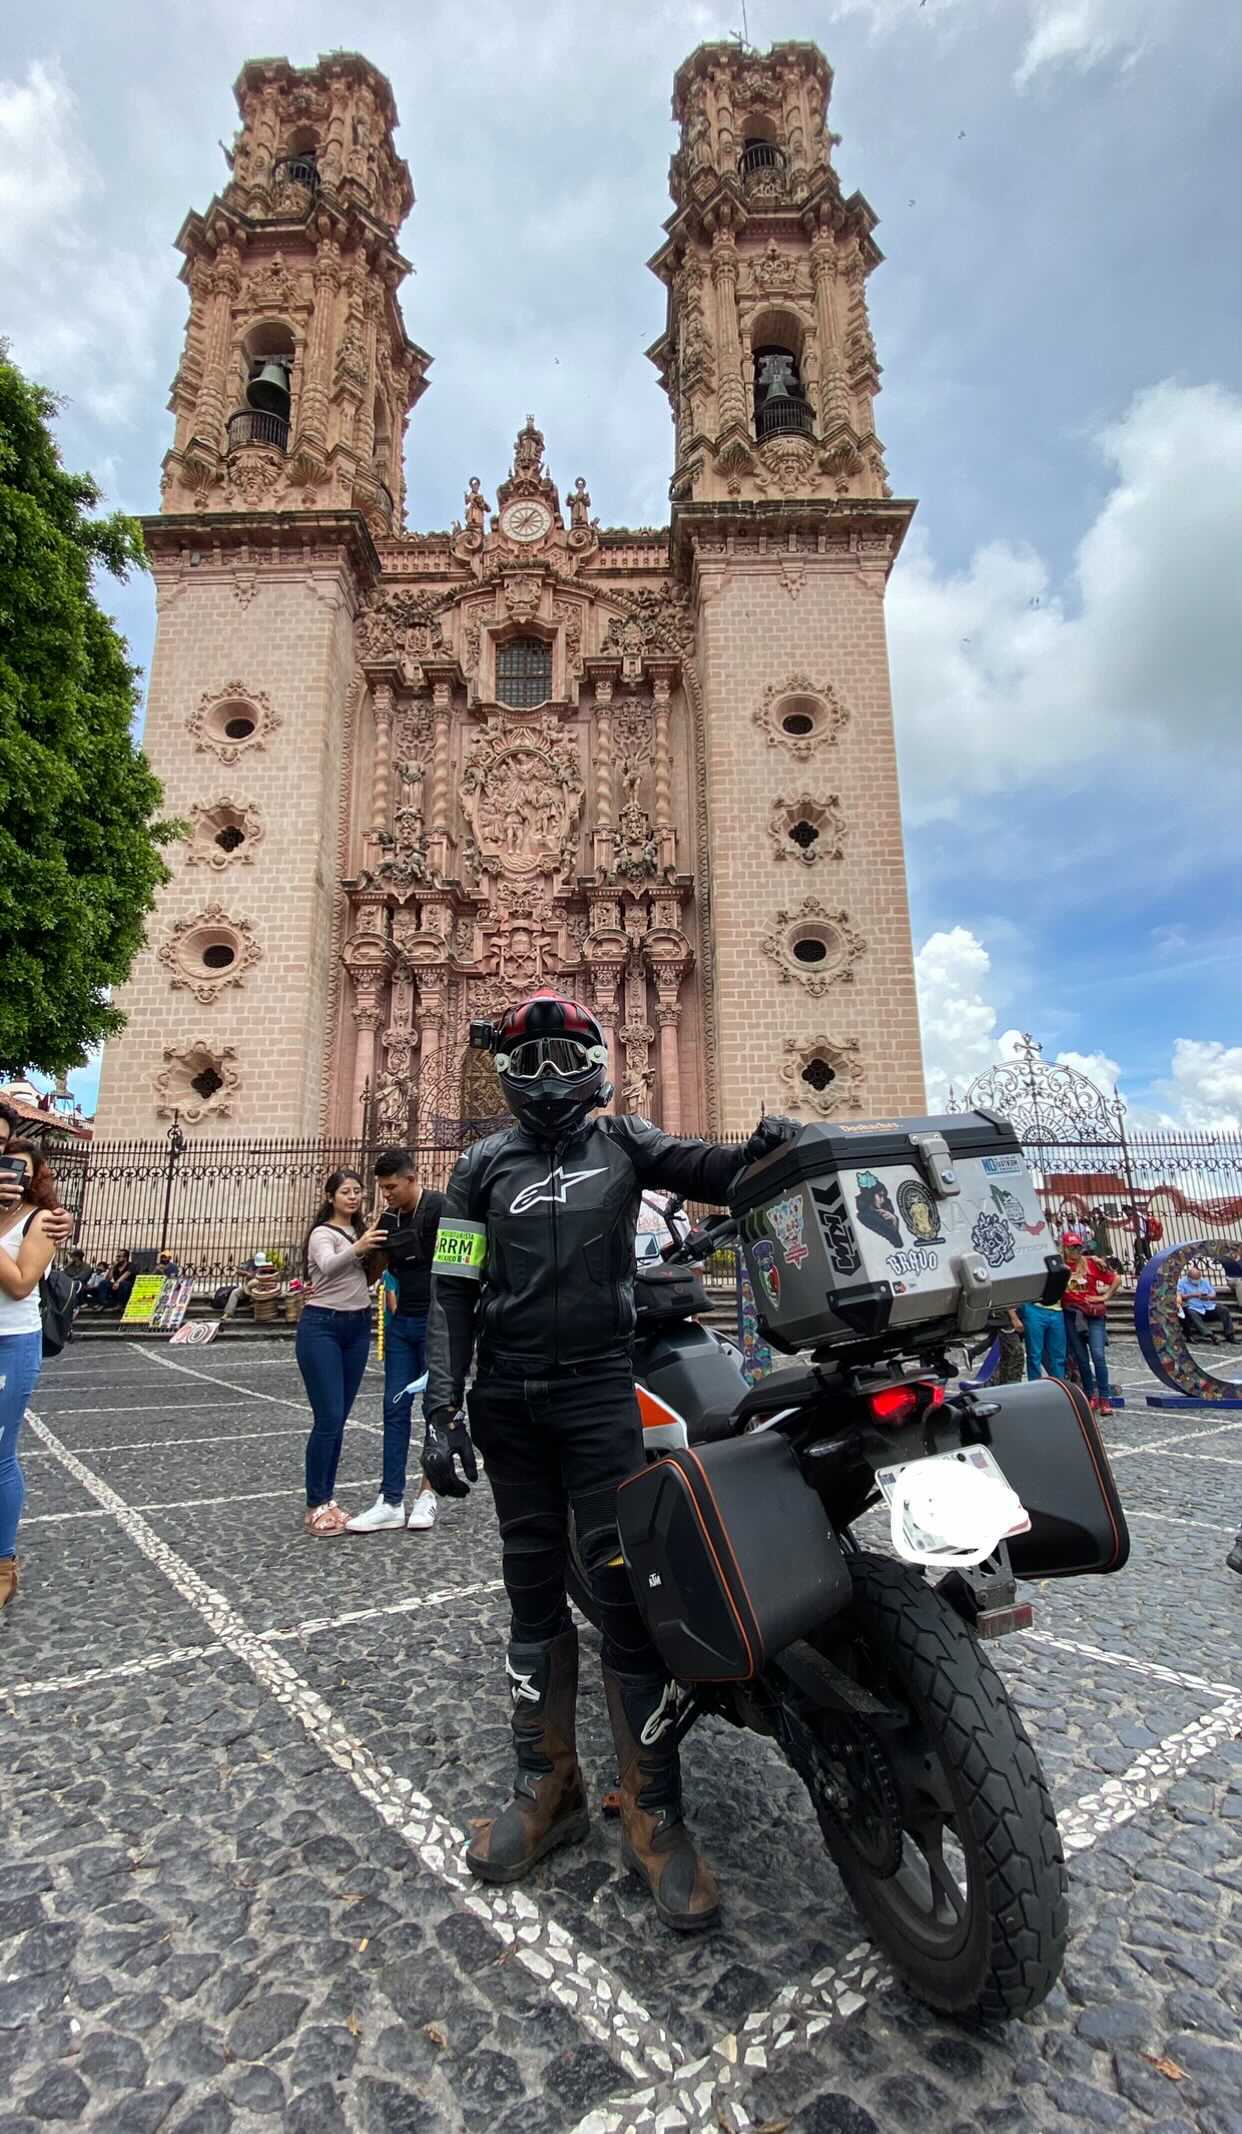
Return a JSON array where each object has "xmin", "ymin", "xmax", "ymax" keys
[{"xmin": 345, "ymin": 1148, "xmax": 444, "ymax": 1533}]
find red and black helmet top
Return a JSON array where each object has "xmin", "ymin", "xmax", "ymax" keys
[{"xmin": 495, "ymin": 992, "xmax": 603, "ymax": 1049}]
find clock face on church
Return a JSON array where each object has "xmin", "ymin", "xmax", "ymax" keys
[{"xmin": 500, "ymin": 501, "xmax": 552, "ymax": 543}]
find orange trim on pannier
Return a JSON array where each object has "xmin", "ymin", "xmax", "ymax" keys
[{"xmin": 618, "ymin": 1455, "xmax": 759, "ymax": 1679}]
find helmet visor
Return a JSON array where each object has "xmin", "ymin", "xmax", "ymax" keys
[{"xmin": 497, "ymin": 1037, "xmax": 606, "ymax": 1081}]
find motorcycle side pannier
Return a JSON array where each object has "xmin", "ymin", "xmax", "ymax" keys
[
  {"xmin": 980, "ymin": 1376, "xmax": 1131, "ymax": 1578},
  {"xmin": 617, "ymin": 1431, "xmax": 852, "ymax": 1682}
]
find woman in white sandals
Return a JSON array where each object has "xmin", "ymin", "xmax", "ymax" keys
[{"xmin": 297, "ymin": 1170, "xmax": 385, "ymax": 1536}]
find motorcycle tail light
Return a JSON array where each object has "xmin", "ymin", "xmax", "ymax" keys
[
  {"xmin": 868, "ymin": 1381, "xmax": 945, "ymax": 1426},
  {"xmin": 869, "ymin": 1386, "xmax": 918, "ymax": 1424}
]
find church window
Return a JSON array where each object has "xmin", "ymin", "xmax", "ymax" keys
[
  {"xmin": 201, "ymin": 942, "xmax": 236, "ymax": 971},
  {"xmin": 739, "ymin": 138, "xmax": 785, "ymax": 178},
  {"xmin": 190, "ymin": 1065, "xmax": 225, "ymax": 1101},
  {"xmin": 801, "ymin": 1057, "xmax": 835, "ymax": 1093},
  {"xmin": 215, "ymin": 825, "xmax": 245, "ymax": 853},
  {"xmin": 496, "ymin": 636, "xmax": 552, "ymax": 709},
  {"xmin": 224, "ymin": 714, "xmax": 255, "ymax": 741},
  {"xmin": 791, "ymin": 935, "xmax": 828, "ymax": 965},
  {"xmin": 789, "ymin": 818, "xmax": 819, "ymax": 852}
]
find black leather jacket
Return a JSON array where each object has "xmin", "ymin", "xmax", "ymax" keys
[{"xmin": 424, "ymin": 1113, "xmax": 745, "ymax": 1412}]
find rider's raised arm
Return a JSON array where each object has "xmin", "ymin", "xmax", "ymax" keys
[
  {"xmin": 606, "ymin": 1112, "xmax": 799, "ymax": 1207},
  {"xmin": 424, "ymin": 1148, "xmax": 486, "ymax": 1414}
]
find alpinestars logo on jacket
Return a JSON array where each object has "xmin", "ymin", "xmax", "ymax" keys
[{"xmin": 508, "ymin": 1165, "xmax": 607, "ymax": 1215}]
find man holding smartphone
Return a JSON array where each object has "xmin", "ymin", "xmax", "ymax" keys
[{"xmin": 346, "ymin": 1149, "xmax": 445, "ymax": 1534}]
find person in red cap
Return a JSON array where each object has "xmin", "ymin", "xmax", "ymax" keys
[
  {"xmin": 1061, "ymin": 1230, "xmax": 1120, "ymax": 1413},
  {"xmin": 422, "ymin": 991, "xmax": 797, "ymax": 1932}
]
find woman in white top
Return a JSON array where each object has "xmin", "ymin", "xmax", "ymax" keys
[
  {"xmin": 296, "ymin": 1169, "xmax": 385, "ymax": 1535},
  {"xmin": 0, "ymin": 1142, "xmax": 60, "ymax": 1608}
]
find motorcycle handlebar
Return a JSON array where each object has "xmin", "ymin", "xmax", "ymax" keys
[{"xmin": 659, "ymin": 1212, "xmax": 739, "ymax": 1264}]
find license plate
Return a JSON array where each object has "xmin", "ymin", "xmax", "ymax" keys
[{"xmin": 874, "ymin": 1444, "xmax": 1031, "ymax": 1538}]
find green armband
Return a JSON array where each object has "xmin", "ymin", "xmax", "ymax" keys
[{"xmin": 432, "ymin": 1219, "xmax": 488, "ymax": 1280}]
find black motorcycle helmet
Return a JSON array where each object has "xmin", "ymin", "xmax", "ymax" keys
[{"xmin": 475, "ymin": 992, "xmax": 612, "ymax": 1140}]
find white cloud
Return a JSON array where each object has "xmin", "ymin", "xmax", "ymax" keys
[
  {"xmin": 1014, "ymin": 0, "xmax": 1175, "ymax": 87},
  {"xmin": 1153, "ymin": 1040, "xmax": 1242, "ymax": 1133},
  {"xmin": 0, "ymin": 58, "xmax": 168, "ymax": 435},
  {"xmin": 826, "ymin": 0, "xmax": 1178, "ymax": 84},
  {"xmin": 888, "ymin": 380, "xmax": 1242, "ymax": 823},
  {"xmin": 0, "ymin": 60, "xmax": 83, "ymax": 262},
  {"xmin": 1053, "ymin": 1048, "xmax": 1122, "ymax": 1099},
  {"xmin": 915, "ymin": 926, "xmax": 1005, "ymax": 1105}
]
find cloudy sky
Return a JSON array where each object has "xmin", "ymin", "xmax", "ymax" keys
[{"xmin": 4, "ymin": 0, "xmax": 1240, "ymax": 1125}]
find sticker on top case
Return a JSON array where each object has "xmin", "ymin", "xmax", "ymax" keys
[
  {"xmin": 897, "ymin": 1179, "xmax": 944, "ymax": 1245},
  {"xmin": 767, "ymin": 1193, "xmax": 810, "ymax": 1267},
  {"xmin": 982, "ymin": 1154, "xmax": 1024, "ymax": 1176}
]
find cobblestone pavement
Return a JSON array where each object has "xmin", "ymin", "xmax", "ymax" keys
[{"xmin": 3, "ymin": 1337, "xmax": 1240, "ymax": 2134}]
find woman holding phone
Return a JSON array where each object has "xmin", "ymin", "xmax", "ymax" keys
[
  {"xmin": 297, "ymin": 1169, "xmax": 385, "ymax": 1535},
  {"xmin": 0, "ymin": 1141, "xmax": 61, "ymax": 1607}
]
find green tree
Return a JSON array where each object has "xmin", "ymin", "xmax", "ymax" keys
[{"xmin": 0, "ymin": 349, "xmax": 178, "ymax": 1078}]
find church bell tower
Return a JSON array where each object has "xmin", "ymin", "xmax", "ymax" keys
[
  {"xmin": 94, "ymin": 54, "xmax": 429, "ymax": 1135},
  {"xmin": 651, "ymin": 42, "xmax": 925, "ymax": 1126}
]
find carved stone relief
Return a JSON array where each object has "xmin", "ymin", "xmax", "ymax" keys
[
  {"xmin": 460, "ymin": 712, "xmax": 583, "ymax": 880},
  {"xmin": 760, "ymin": 897, "xmax": 866, "ymax": 996},
  {"xmin": 779, "ymin": 1035, "xmax": 865, "ymax": 1117}
]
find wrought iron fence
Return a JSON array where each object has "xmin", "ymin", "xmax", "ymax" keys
[
  {"xmin": 38, "ymin": 1115, "xmax": 1242, "ymax": 1303},
  {"xmin": 47, "ymin": 1132, "xmax": 467, "ymax": 1291}
]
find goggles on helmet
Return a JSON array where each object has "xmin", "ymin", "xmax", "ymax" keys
[{"xmin": 495, "ymin": 1037, "xmax": 609, "ymax": 1081}]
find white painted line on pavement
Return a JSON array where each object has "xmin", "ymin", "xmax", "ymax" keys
[
  {"xmin": 130, "ymin": 1342, "xmax": 314, "ymax": 1411},
  {"xmin": 4, "ymin": 1577, "xmax": 506, "ymax": 1701},
  {"xmin": 1144, "ymin": 1449, "xmax": 1242, "ymax": 1467},
  {"xmin": 1022, "ymin": 1628, "xmax": 1239, "ymax": 1700},
  {"xmin": 30, "ymin": 1399, "xmax": 263, "ymax": 1418},
  {"xmin": 1112, "ymin": 1416, "xmax": 1242, "ymax": 1458},
  {"xmin": 1058, "ymin": 1694, "xmax": 1242, "ymax": 1852},
  {"xmin": 23, "ymin": 1479, "xmax": 376, "ymax": 1523},
  {"xmin": 23, "ymin": 1425, "xmax": 314, "ymax": 1459},
  {"xmin": 1125, "ymin": 1505, "xmax": 1233, "ymax": 1535},
  {"xmin": 23, "ymin": 1410, "xmax": 694, "ymax": 2104}
]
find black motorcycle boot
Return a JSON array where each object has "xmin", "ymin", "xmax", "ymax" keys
[
  {"xmin": 602, "ymin": 1666, "xmax": 720, "ymax": 1932},
  {"xmin": 466, "ymin": 1628, "xmax": 590, "ymax": 1884}
]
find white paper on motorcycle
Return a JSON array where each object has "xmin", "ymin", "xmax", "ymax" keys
[{"xmin": 876, "ymin": 1444, "xmax": 1031, "ymax": 1568}]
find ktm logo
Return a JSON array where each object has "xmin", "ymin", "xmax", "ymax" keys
[{"xmin": 509, "ymin": 1165, "xmax": 607, "ymax": 1215}]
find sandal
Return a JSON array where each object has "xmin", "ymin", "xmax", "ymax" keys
[{"xmin": 305, "ymin": 1502, "xmax": 348, "ymax": 1536}]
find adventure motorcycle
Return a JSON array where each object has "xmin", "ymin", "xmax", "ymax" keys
[{"xmin": 569, "ymin": 1119, "xmax": 1130, "ymax": 2025}]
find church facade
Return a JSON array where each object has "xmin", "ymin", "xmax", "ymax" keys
[{"xmin": 95, "ymin": 41, "xmax": 925, "ymax": 1143}]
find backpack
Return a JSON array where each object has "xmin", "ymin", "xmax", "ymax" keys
[{"xmin": 41, "ymin": 1265, "xmax": 84, "ymax": 1358}]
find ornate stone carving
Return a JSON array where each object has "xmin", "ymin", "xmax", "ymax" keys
[
  {"xmin": 753, "ymin": 676, "xmax": 849, "ymax": 759},
  {"xmin": 760, "ymin": 898, "xmax": 866, "ymax": 996},
  {"xmin": 778, "ymin": 557, "xmax": 806, "ymax": 600},
  {"xmin": 762, "ymin": 437, "xmax": 818, "ymax": 496},
  {"xmin": 779, "ymin": 1035, "xmax": 865, "ymax": 1118},
  {"xmin": 159, "ymin": 905, "xmax": 262, "ymax": 1003},
  {"xmin": 754, "ymin": 240, "xmax": 797, "ymax": 294},
  {"xmin": 187, "ymin": 685, "xmax": 281, "ymax": 766},
  {"xmin": 356, "ymin": 591, "xmax": 448, "ymax": 667},
  {"xmin": 612, "ymin": 696, "xmax": 654, "ymax": 770},
  {"xmin": 600, "ymin": 586, "xmax": 695, "ymax": 669},
  {"xmin": 460, "ymin": 712, "xmax": 583, "ymax": 880},
  {"xmin": 502, "ymin": 575, "xmax": 542, "ymax": 623},
  {"xmin": 767, "ymin": 794, "xmax": 846, "ymax": 867},
  {"xmin": 614, "ymin": 767, "xmax": 659, "ymax": 880},
  {"xmin": 154, "ymin": 1038, "xmax": 240, "ymax": 1123},
  {"xmin": 186, "ymin": 797, "xmax": 266, "ymax": 869},
  {"xmin": 223, "ymin": 451, "xmax": 284, "ymax": 510},
  {"xmin": 553, "ymin": 597, "xmax": 584, "ymax": 678}
]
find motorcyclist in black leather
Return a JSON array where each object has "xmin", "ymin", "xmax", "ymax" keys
[{"xmin": 422, "ymin": 989, "xmax": 797, "ymax": 1930}]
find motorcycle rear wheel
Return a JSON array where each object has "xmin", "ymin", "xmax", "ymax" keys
[{"xmin": 801, "ymin": 1552, "xmax": 1068, "ymax": 2023}]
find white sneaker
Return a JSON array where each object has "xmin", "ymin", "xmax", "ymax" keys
[
  {"xmin": 345, "ymin": 1495, "xmax": 406, "ymax": 1533},
  {"xmin": 407, "ymin": 1493, "xmax": 438, "ymax": 1532}
]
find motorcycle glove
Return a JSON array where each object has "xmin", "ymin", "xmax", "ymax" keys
[
  {"xmin": 421, "ymin": 1407, "xmax": 479, "ymax": 1498},
  {"xmin": 742, "ymin": 1113, "xmax": 801, "ymax": 1163}
]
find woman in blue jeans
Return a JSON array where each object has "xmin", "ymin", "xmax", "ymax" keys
[
  {"xmin": 296, "ymin": 1171, "xmax": 384, "ymax": 1536},
  {"xmin": 0, "ymin": 1143, "xmax": 60, "ymax": 1608}
]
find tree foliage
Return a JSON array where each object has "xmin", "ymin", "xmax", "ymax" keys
[{"xmin": 0, "ymin": 349, "xmax": 178, "ymax": 1077}]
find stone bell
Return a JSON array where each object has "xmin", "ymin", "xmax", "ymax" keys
[{"xmin": 246, "ymin": 360, "xmax": 291, "ymax": 417}]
